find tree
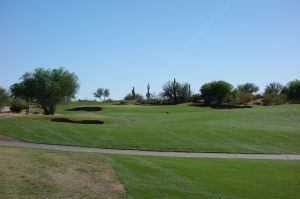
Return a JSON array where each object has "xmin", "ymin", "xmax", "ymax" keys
[
  {"xmin": 103, "ymin": 89, "xmax": 110, "ymax": 101},
  {"xmin": 11, "ymin": 67, "xmax": 79, "ymax": 115},
  {"xmin": 0, "ymin": 87, "xmax": 10, "ymax": 110},
  {"xmin": 237, "ymin": 83, "xmax": 259, "ymax": 94},
  {"xmin": 200, "ymin": 81, "xmax": 233, "ymax": 104},
  {"xmin": 162, "ymin": 79, "xmax": 190, "ymax": 103},
  {"xmin": 94, "ymin": 88, "xmax": 104, "ymax": 101},
  {"xmin": 285, "ymin": 80, "xmax": 300, "ymax": 103},
  {"xmin": 146, "ymin": 83, "xmax": 151, "ymax": 102},
  {"xmin": 10, "ymin": 73, "xmax": 36, "ymax": 114},
  {"xmin": 264, "ymin": 82, "xmax": 283, "ymax": 95}
]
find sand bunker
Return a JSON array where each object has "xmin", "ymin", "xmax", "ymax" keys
[
  {"xmin": 51, "ymin": 118, "xmax": 104, "ymax": 124},
  {"xmin": 66, "ymin": 107, "xmax": 102, "ymax": 112}
]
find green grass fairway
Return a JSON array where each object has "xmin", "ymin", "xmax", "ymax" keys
[
  {"xmin": 0, "ymin": 102, "xmax": 300, "ymax": 153},
  {"xmin": 108, "ymin": 155, "xmax": 300, "ymax": 199},
  {"xmin": 0, "ymin": 146, "xmax": 124, "ymax": 199}
]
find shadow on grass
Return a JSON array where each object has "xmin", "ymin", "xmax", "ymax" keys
[
  {"xmin": 189, "ymin": 103, "xmax": 252, "ymax": 109},
  {"xmin": 51, "ymin": 118, "xmax": 104, "ymax": 124},
  {"xmin": 66, "ymin": 107, "xmax": 102, "ymax": 111}
]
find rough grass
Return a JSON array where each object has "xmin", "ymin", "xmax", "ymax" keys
[
  {"xmin": 108, "ymin": 155, "xmax": 300, "ymax": 199},
  {"xmin": 0, "ymin": 102, "xmax": 300, "ymax": 153},
  {"xmin": 0, "ymin": 146, "xmax": 125, "ymax": 199}
]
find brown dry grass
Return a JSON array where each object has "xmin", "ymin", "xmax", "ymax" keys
[
  {"xmin": 0, "ymin": 134, "xmax": 19, "ymax": 141},
  {"xmin": 0, "ymin": 146, "xmax": 125, "ymax": 199}
]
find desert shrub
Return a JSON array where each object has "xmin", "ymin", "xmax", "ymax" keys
[
  {"xmin": 0, "ymin": 87, "xmax": 10, "ymax": 110},
  {"xmin": 124, "ymin": 93, "xmax": 144, "ymax": 101},
  {"xmin": 10, "ymin": 98, "xmax": 26, "ymax": 113},
  {"xmin": 233, "ymin": 92, "xmax": 254, "ymax": 104},
  {"xmin": 262, "ymin": 94, "xmax": 286, "ymax": 106},
  {"xmin": 191, "ymin": 94, "xmax": 201, "ymax": 103}
]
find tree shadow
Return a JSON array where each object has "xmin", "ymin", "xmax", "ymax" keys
[
  {"xmin": 66, "ymin": 107, "xmax": 102, "ymax": 111},
  {"xmin": 51, "ymin": 118, "xmax": 104, "ymax": 124},
  {"xmin": 189, "ymin": 103, "xmax": 252, "ymax": 109}
]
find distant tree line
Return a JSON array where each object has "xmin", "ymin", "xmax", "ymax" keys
[
  {"xmin": 121, "ymin": 79, "xmax": 300, "ymax": 106},
  {"xmin": 1, "ymin": 67, "xmax": 300, "ymax": 115}
]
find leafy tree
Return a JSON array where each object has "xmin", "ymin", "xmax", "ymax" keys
[
  {"xmin": 162, "ymin": 79, "xmax": 190, "ymax": 103},
  {"xmin": 94, "ymin": 88, "xmax": 104, "ymax": 101},
  {"xmin": 0, "ymin": 87, "xmax": 10, "ymax": 110},
  {"xmin": 11, "ymin": 67, "xmax": 79, "ymax": 115},
  {"xmin": 264, "ymin": 82, "xmax": 283, "ymax": 95},
  {"xmin": 200, "ymin": 81, "xmax": 233, "ymax": 104},
  {"xmin": 10, "ymin": 74, "xmax": 36, "ymax": 114},
  {"xmin": 285, "ymin": 80, "xmax": 300, "ymax": 103},
  {"xmin": 237, "ymin": 83, "xmax": 259, "ymax": 94},
  {"xmin": 103, "ymin": 89, "xmax": 110, "ymax": 101}
]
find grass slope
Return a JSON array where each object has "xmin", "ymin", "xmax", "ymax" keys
[
  {"xmin": 0, "ymin": 102, "xmax": 300, "ymax": 153},
  {"xmin": 0, "ymin": 146, "xmax": 124, "ymax": 199},
  {"xmin": 108, "ymin": 155, "xmax": 300, "ymax": 199}
]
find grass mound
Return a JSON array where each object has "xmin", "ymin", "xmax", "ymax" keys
[
  {"xmin": 66, "ymin": 107, "xmax": 102, "ymax": 111},
  {"xmin": 51, "ymin": 117, "xmax": 104, "ymax": 124}
]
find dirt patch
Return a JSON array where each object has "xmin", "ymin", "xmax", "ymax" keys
[
  {"xmin": 0, "ymin": 147, "xmax": 125, "ymax": 199},
  {"xmin": 0, "ymin": 112, "xmax": 24, "ymax": 118},
  {"xmin": 66, "ymin": 107, "xmax": 102, "ymax": 112},
  {"xmin": 0, "ymin": 134, "xmax": 20, "ymax": 141},
  {"xmin": 51, "ymin": 117, "xmax": 104, "ymax": 125}
]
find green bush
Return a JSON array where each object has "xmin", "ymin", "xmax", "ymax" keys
[
  {"xmin": 191, "ymin": 94, "xmax": 201, "ymax": 103},
  {"xmin": 124, "ymin": 93, "xmax": 144, "ymax": 101},
  {"xmin": 0, "ymin": 87, "xmax": 10, "ymax": 110},
  {"xmin": 262, "ymin": 94, "xmax": 286, "ymax": 106},
  {"xmin": 285, "ymin": 80, "xmax": 300, "ymax": 103},
  {"xmin": 200, "ymin": 81, "xmax": 233, "ymax": 104},
  {"xmin": 10, "ymin": 98, "xmax": 26, "ymax": 113}
]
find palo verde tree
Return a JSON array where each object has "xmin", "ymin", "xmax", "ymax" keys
[
  {"xmin": 237, "ymin": 83, "xmax": 259, "ymax": 94},
  {"xmin": 103, "ymin": 89, "xmax": 110, "ymax": 101},
  {"xmin": 200, "ymin": 81, "xmax": 233, "ymax": 104},
  {"xmin": 94, "ymin": 88, "xmax": 105, "ymax": 101},
  {"xmin": 11, "ymin": 67, "xmax": 79, "ymax": 115},
  {"xmin": 264, "ymin": 82, "xmax": 283, "ymax": 95},
  {"xmin": 162, "ymin": 79, "xmax": 190, "ymax": 103}
]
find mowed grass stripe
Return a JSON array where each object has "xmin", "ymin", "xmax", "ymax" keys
[
  {"xmin": 108, "ymin": 155, "xmax": 300, "ymax": 199},
  {"xmin": 0, "ymin": 103, "xmax": 299, "ymax": 153}
]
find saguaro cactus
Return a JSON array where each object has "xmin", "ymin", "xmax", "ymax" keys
[
  {"xmin": 131, "ymin": 87, "xmax": 135, "ymax": 99},
  {"xmin": 146, "ymin": 83, "xmax": 151, "ymax": 102}
]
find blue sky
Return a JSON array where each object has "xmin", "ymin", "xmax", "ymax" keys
[{"xmin": 0, "ymin": 0, "xmax": 299, "ymax": 100}]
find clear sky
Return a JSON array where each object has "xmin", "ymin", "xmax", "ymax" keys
[{"xmin": 0, "ymin": 0, "xmax": 299, "ymax": 100}]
